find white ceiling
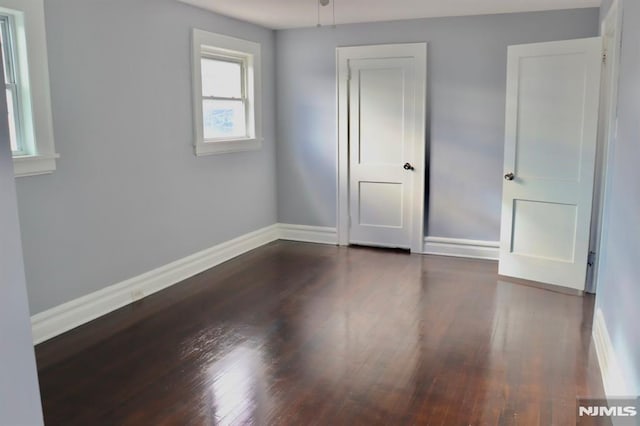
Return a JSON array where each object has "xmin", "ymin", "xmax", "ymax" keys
[{"xmin": 178, "ymin": 0, "xmax": 600, "ymax": 30}]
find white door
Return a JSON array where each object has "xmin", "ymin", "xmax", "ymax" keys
[
  {"xmin": 341, "ymin": 44, "xmax": 426, "ymax": 251},
  {"xmin": 499, "ymin": 37, "xmax": 602, "ymax": 291}
]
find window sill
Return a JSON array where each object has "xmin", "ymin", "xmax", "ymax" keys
[
  {"xmin": 13, "ymin": 154, "xmax": 59, "ymax": 177},
  {"xmin": 195, "ymin": 138, "xmax": 262, "ymax": 156}
]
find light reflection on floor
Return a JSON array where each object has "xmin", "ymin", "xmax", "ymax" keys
[{"xmin": 210, "ymin": 345, "xmax": 258, "ymax": 425}]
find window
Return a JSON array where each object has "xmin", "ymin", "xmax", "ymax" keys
[
  {"xmin": 0, "ymin": 1, "xmax": 57, "ymax": 177},
  {"xmin": 201, "ymin": 57, "xmax": 247, "ymax": 140},
  {"xmin": 192, "ymin": 29, "xmax": 262, "ymax": 156},
  {"xmin": 0, "ymin": 15, "xmax": 23, "ymax": 154}
]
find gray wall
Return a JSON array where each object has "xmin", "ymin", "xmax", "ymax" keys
[
  {"xmin": 17, "ymin": 0, "xmax": 277, "ymax": 314},
  {"xmin": 595, "ymin": 0, "xmax": 640, "ymax": 394},
  {"xmin": 275, "ymin": 8, "xmax": 599, "ymax": 241},
  {"xmin": 0, "ymin": 66, "xmax": 43, "ymax": 424}
]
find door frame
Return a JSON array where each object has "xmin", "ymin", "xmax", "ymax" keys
[
  {"xmin": 336, "ymin": 43, "xmax": 427, "ymax": 253},
  {"xmin": 587, "ymin": 0, "xmax": 623, "ymax": 293}
]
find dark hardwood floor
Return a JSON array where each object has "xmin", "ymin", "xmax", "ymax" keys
[{"xmin": 36, "ymin": 241, "xmax": 606, "ymax": 425}]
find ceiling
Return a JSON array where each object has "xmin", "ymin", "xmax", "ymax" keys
[{"xmin": 178, "ymin": 0, "xmax": 600, "ymax": 30}]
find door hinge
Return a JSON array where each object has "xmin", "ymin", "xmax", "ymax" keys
[
  {"xmin": 347, "ymin": 68, "xmax": 352, "ymax": 81},
  {"xmin": 588, "ymin": 251, "xmax": 597, "ymax": 267},
  {"xmin": 602, "ymin": 51, "xmax": 608, "ymax": 64}
]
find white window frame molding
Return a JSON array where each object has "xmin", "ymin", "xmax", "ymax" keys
[
  {"xmin": 0, "ymin": 0, "xmax": 58, "ymax": 177},
  {"xmin": 191, "ymin": 29, "xmax": 262, "ymax": 156}
]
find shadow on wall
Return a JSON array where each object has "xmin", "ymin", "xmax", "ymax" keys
[
  {"xmin": 426, "ymin": 72, "xmax": 505, "ymax": 239},
  {"xmin": 423, "ymin": 45, "xmax": 432, "ymax": 235}
]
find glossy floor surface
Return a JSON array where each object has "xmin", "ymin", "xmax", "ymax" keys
[{"xmin": 36, "ymin": 242, "xmax": 606, "ymax": 425}]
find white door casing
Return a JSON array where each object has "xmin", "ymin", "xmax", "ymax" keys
[
  {"xmin": 588, "ymin": 1, "xmax": 623, "ymax": 294},
  {"xmin": 337, "ymin": 44, "xmax": 427, "ymax": 252},
  {"xmin": 499, "ymin": 37, "xmax": 602, "ymax": 291}
]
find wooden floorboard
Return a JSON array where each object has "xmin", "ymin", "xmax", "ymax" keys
[{"xmin": 36, "ymin": 241, "xmax": 607, "ymax": 425}]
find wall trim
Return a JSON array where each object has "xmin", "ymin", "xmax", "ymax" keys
[
  {"xmin": 423, "ymin": 237, "xmax": 500, "ymax": 260},
  {"xmin": 593, "ymin": 308, "xmax": 631, "ymax": 398},
  {"xmin": 32, "ymin": 227, "xmax": 505, "ymax": 344},
  {"xmin": 31, "ymin": 223, "xmax": 339, "ymax": 344},
  {"xmin": 31, "ymin": 224, "xmax": 280, "ymax": 345},
  {"xmin": 278, "ymin": 223, "xmax": 338, "ymax": 245}
]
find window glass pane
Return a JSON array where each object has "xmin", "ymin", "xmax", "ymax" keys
[
  {"xmin": 0, "ymin": 19, "xmax": 8, "ymax": 85},
  {"xmin": 201, "ymin": 58, "xmax": 242, "ymax": 99},
  {"xmin": 203, "ymin": 99, "xmax": 246, "ymax": 140},
  {"xmin": 0, "ymin": 17, "xmax": 21, "ymax": 152},
  {"xmin": 0, "ymin": 19, "xmax": 12, "ymax": 85},
  {"xmin": 6, "ymin": 88, "xmax": 19, "ymax": 151}
]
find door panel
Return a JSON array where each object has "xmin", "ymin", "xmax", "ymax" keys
[
  {"xmin": 499, "ymin": 37, "xmax": 602, "ymax": 290},
  {"xmin": 516, "ymin": 54, "xmax": 587, "ymax": 181},
  {"xmin": 358, "ymin": 181, "xmax": 404, "ymax": 227},
  {"xmin": 349, "ymin": 57, "xmax": 415, "ymax": 248},
  {"xmin": 511, "ymin": 200, "xmax": 577, "ymax": 262},
  {"xmin": 358, "ymin": 67, "xmax": 405, "ymax": 165}
]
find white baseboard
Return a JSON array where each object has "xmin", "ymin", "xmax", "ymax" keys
[
  {"xmin": 32, "ymin": 226, "xmax": 498, "ymax": 344},
  {"xmin": 31, "ymin": 224, "xmax": 280, "ymax": 345},
  {"xmin": 31, "ymin": 223, "xmax": 339, "ymax": 344},
  {"xmin": 278, "ymin": 223, "xmax": 338, "ymax": 245},
  {"xmin": 423, "ymin": 237, "xmax": 500, "ymax": 260},
  {"xmin": 593, "ymin": 308, "xmax": 631, "ymax": 398}
]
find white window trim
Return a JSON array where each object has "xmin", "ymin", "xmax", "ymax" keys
[
  {"xmin": 0, "ymin": 0, "xmax": 57, "ymax": 177},
  {"xmin": 191, "ymin": 29, "xmax": 262, "ymax": 156}
]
